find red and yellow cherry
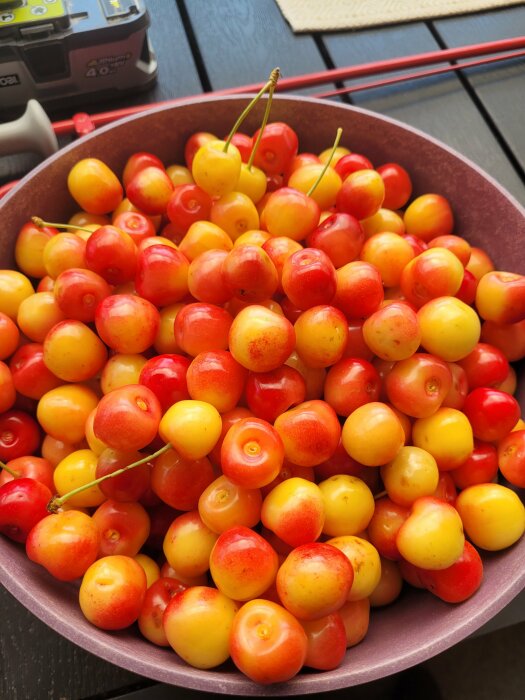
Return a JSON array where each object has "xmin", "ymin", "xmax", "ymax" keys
[
  {"xmin": 92, "ymin": 499, "xmax": 150, "ymax": 558},
  {"xmin": 174, "ymin": 302, "xmax": 233, "ymax": 356},
  {"xmin": 462, "ymin": 387, "xmax": 520, "ymax": 442},
  {"xmin": 417, "ymin": 540, "xmax": 483, "ymax": 603},
  {"xmin": 210, "ymin": 525, "xmax": 279, "ymax": 601},
  {"xmin": 0, "ymin": 455, "xmax": 54, "ymax": 492},
  {"xmin": 252, "ymin": 121, "xmax": 299, "ymax": 176},
  {"xmin": 381, "ymin": 446, "xmax": 439, "ymax": 507},
  {"xmin": 126, "ymin": 166, "xmax": 174, "ymax": 216},
  {"xmin": 16, "ymin": 290, "xmax": 65, "ymax": 344},
  {"xmin": 93, "ymin": 384, "xmax": 161, "ymax": 452},
  {"xmin": 186, "ymin": 350, "xmax": 247, "ymax": 413},
  {"xmin": 396, "ymin": 496, "xmax": 464, "ymax": 569},
  {"xmin": 367, "ymin": 497, "xmax": 409, "ymax": 561},
  {"xmin": 159, "ymin": 400, "xmax": 222, "ymax": 461},
  {"xmin": 384, "ymin": 353, "xmax": 452, "ymax": 418},
  {"xmin": 261, "ymin": 477, "xmax": 325, "ymax": 547},
  {"xmin": 192, "ymin": 140, "xmax": 242, "ymax": 198},
  {"xmin": 229, "ymin": 304, "xmax": 295, "ymax": 372},
  {"xmin": 135, "ymin": 244, "xmax": 189, "ymax": 307},
  {"xmin": 187, "ymin": 249, "xmax": 231, "ymax": 305},
  {"xmin": 306, "ymin": 212, "xmax": 364, "ymax": 269},
  {"xmin": 222, "ymin": 244, "xmax": 278, "ymax": 302},
  {"xmin": 26, "ymin": 509, "xmax": 100, "ymax": 580},
  {"xmin": 229, "ymin": 598, "xmax": 308, "ymax": 685},
  {"xmin": 166, "ymin": 183, "xmax": 213, "ymax": 238},
  {"xmin": 79, "ymin": 554, "xmax": 147, "ymax": 630},
  {"xmin": 455, "ymin": 483, "xmax": 525, "ymax": 550},
  {"xmin": 112, "ymin": 210, "xmax": 156, "ymax": 246},
  {"xmin": 163, "ymin": 510, "xmax": 218, "ymax": 578},
  {"xmin": 335, "ymin": 169, "xmax": 385, "ymax": 220},
  {"xmin": 245, "ymin": 365, "xmax": 306, "ymax": 423},
  {"xmin": 210, "ymin": 192, "xmax": 260, "ymax": 241},
  {"xmin": 342, "ymin": 402, "xmax": 404, "ymax": 467},
  {"xmin": 274, "ymin": 399, "xmax": 341, "ymax": 467},
  {"xmin": 95, "ymin": 293, "xmax": 160, "ymax": 354},
  {"xmin": 138, "ymin": 576, "xmax": 187, "ymax": 646},
  {"xmin": 376, "ymin": 162, "xmax": 412, "ymax": 210},
  {"xmin": 260, "ymin": 187, "xmax": 320, "ymax": 242},
  {"xmin": 287, "ymin": 162, "xmax": 342, "ymax": 210},
  {"xmin": 12, "ymin": 339, "xmax": 61, "ymax": 401},
  {"xmin": 362, "ymin": 301, "xmax": 421, "ymax": 362},
  {"xmin": 221, "ymin": 416, "xmax": 284, "ymax": 489},
  {"xmin": 412, "ymin": 406, "xmax": 473, "ymax": 471},
  {"xmin": 326, "ymin": 535, "xmax": 381, "ymax": 601},
  {"xmin": 324, "ymin": 357, "xmax": 380, "ymax": 417},
  {"xmin": 139, "ymin": 353, "xmax": 190, "ymax": 413},
  {"xmin": 198, "ymin": 474, "xmax": 262, "ymax": 534},
  {"xmin": 403, "ymin": 193, "xmax": 454, "ymax": 242},
  {"xmin": 333, "ymin": 261, "xmax": 384, "ymax": 320},
  {"xmin": 53, "ymin": 268, "xmax": 111, "ymax": 323},
  {"xmin": 15, "ymin": 219, "xmax": 57, "ymax": 279},
  {"xmin": 498, "ymin": 430, "xmax": 525, "ymax": 488},
  {"xmin": 281, "ymin": 248, "xmax": 337, "ymax": 310},
  {"xmin": 151, "ymin": 447, "xmax": 214, "ymax": 511},
  {"xmin": 0, "ymin": 269, "xmax": 35, "ymax": 320},
  {"xmin": 294, "ymin": 305, "xmax": 348, "ymax": 369},
  {"xmin": 475, "ymin": 270, "xmax": 525, "ymax": 324},
  {"xmin": 319, "ymin": 474, "xmax": 375, "ymax": 536},
  {"xmin": 67, "ymin": 158, "xmax": 123, "ymax": 215},
  {"xmin": 164, "ymin": 585, "xmax": 239, "ymax": 669},
  {"xmin": 400, "ymin": 247, "xmax": 464, "ymax": 308},
  {"xmin": 43, "ymin": 319, "xmax": 107, "ymax": 383},
  {"xmin": 418, "ymin": 296, "xmax": 481, "ymax": 362},
  {"xmin": 0, "ymin": 478, "xmax": 52, "ymax": 543},
  {"xmin": 334, "ymin": 152, "xmax": 373, "ymax": 180},
  {"xmin": 277, "ymin": 542, "xmax": 354, "ymax": 620},
  {"xmin": 122, "ymin": 151, "xmax": 164, "ymax": 189}
]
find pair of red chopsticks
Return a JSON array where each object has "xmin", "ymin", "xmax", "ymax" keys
[
  {"xmin": 0, "ymin": 35, "xmax": 523, "ymax": 199},
  {"xmin": 53, "ymin": 35, "xmax": 525, "ymax": 135}
]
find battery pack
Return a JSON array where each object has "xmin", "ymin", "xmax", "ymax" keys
[{"xmin": 0, "ymin": 0, "xmax": 157, "ymax": 115}]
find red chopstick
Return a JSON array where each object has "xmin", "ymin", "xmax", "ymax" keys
[
  {"xmin": 51, "ymin": 35, "xmax": 525, "ymax": 136},
  {"xmin": 314, "ymin": 48, "xmax": 525, "ymax": 99}
]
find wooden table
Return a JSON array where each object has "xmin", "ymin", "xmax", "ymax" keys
[{"xmin": 1, "ymin": 2, "xmax": 524, "ymax": 698}]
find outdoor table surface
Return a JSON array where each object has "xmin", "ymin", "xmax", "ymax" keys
[{"xmin": 0, "ymin": 2, "xmax": 524, "ymax": 699}]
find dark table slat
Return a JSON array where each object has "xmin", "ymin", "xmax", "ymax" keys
[
  {"xmin": 321, "ymin": 21, "xmax": 525, "ymax": 206},
  {"xmin": 0, "ymin": 585, "xmax": 142, "ymax": 700},
  {"xmin": 434, "ymin": 6, "xmax": 525, "ymax": 177},
  {"xmin": 182, "ymin": 0, "xmax": 328, "ymax": 94}
]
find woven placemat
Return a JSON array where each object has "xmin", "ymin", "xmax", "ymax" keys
[{"xmin": 274, "ymin": 0, "xmax": 524, "ymax": 32}]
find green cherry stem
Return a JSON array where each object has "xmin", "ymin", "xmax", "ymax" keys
[
  {"xmin": 306, "ymin": 127, "xmax": 343, "ymax": 197},
  {"xmin": 246, "ymin": 75, "xmax": 278, "ymax": 171},
  {"xmin": 0, "ymin": 459, "xmax": 19, "ymax": 479},
  {"xmin": 47, "ymin": 442, "xmax": 172, "ymax": 513},
  {"xmin": 31, "ymin": 216, "xmax": 92, "ymax": 234},
  {"xmin": 223, "ymin": 67, "xmax": 281, "ymax": 153}
]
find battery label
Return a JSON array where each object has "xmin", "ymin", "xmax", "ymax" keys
[
  {"xmin": 0, "ymin": 73, "xmax": 21, "ymax": 87},
  {"xmin": 99, "ymin": 0, "xmax": 138, "ymax": 19},
  {"xmin": 85, "ymin": 52, "xmax": 131, "ymax": 77}
]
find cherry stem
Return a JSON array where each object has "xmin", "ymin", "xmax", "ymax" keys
[
  {"xmin": 306, "ymin": 127, "xmax": 343, "ymax": 197},
  {"xmin": 31, "ymin": 216, "xmax": 92, "ymax": 234},
  {"xmin": 47, "ymin": 442, "xmax": 172, "ymax": 513},
  {"xmin": 246, "ymin": 76, "xmax": 277, "ymax": 171},
  {"xmin": 0, "ymin": 460, "xmax": 19, "ymax": 479},
  {"xmin": 224, "ymin": 67, "xmax": 280, "ymax": 153},
  {"xmin": 374, "ymin": 489, "xmax": 388, "ymax": 500}
]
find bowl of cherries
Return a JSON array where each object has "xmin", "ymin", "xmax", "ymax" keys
[{"xmin": 0, "ymin": 85, "xmax": 524, "ymax": 695}]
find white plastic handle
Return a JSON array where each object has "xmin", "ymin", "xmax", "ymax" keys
[{"xmin": 0, "ymin": 100, "xmax": 59, "ymax": 158}]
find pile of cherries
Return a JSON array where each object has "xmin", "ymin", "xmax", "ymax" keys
[{"xmin": 1, "ymin": 91, "xmax": 525, "ymax": 685}]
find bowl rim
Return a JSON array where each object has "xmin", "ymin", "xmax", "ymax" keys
[{"xmin": 1, "ymin": 93, "xmax": 524, "ymax": 696}]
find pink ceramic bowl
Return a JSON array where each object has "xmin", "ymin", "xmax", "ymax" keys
[{"xmin": 0, "ymin": 95, "xmax": 524, "ymax": 695}]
